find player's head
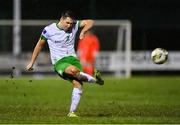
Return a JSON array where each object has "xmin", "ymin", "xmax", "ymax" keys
[
  {"xmin": 61, "ymin": 10, "xmax": 75, "ymax": 20},
  {"xmin": 59, "ymin": 10, "xmax": 75, "ymax": 31}
]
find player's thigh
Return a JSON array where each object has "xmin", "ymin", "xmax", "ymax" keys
[
  {"xmin": 54, "ymin": 56, "xmax": 80, "ymax": 75},
  {"xmin": 55, "ymin": 64, "xmax": 78, "ymax": 83},
  {"xmin": 54, "ymin": 61, "xmax": 71, "ymax": 76},
  {"xmin": 54, "ymin": 56, "xmax": 82, "ymax": 82},
  {"xmin": 64, "ymin": 56, "xmax": 83, "ymax": 75}
]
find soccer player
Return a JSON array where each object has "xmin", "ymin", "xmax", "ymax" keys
[
  {"xmin": 77, "ymin": 30, "xmax": 100, "ymax": 75},
  {"xmin": 26, "ymin": 10, "xmax": 104, "ymax": 117}
]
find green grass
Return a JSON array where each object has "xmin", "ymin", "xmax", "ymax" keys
[{"xmin": 0, "ymin": 76, "xmax": 180, "ymax": 123}]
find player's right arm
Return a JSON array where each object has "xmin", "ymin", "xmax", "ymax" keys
[
  {"xmin": 79, "ymin": 20, "xmax": 94, "ymax": 39},
  {"xmin": 26, "ymin": 39, "xmax": 46, "ymax": 71}
]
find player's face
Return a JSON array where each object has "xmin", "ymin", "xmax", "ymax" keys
[{"xmin": 61, "ymin": 17, "xmax": 74, "ymax": 31}]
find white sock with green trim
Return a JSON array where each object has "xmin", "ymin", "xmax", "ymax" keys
[{"xmin": 70, "ymin": 88, "xmax": 82, "ymax": 113}]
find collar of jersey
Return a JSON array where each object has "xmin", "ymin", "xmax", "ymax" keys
[{"xmin": 56, "ymin": 23, "xmax": 63, "ymax": 30}]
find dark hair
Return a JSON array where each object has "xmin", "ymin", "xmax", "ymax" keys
[{"xmin": 61, "ymin": 10, "xmax": 75, "ymax": 20}]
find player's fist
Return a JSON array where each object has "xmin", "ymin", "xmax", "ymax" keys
[{"xmin": 26, "ymin": 63, "xmax": 34, "ymax": 71}]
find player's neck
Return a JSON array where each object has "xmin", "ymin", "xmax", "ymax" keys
[{"xmin": 57, "ymin": 22, "xmax": 64, "ymax": 30}]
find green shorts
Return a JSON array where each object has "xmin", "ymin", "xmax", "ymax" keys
[{"xmin": 54, "ymin": 56, "xmax": 82, "ymax": 82}]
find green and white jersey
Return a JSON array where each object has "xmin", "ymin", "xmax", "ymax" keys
[{"xmin": 41, "ymin": 21, "xmax": 80, "ymax": 65}]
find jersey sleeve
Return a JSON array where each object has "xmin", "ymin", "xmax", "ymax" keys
[
  {"xmin": 77, "ymin": 20, "xmax": 81, "ymax": 28},
  {"xmin": 40, "ymin": 27, "xmax": 48, "ymax": 41},
  {"xmin": 74, "ymin": 20, "xmax": 81, "ymax": 30}
]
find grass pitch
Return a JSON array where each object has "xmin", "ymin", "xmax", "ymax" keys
[{"xmin": 0, "ymin": 76, "xmax": 180, "ymax": 124}]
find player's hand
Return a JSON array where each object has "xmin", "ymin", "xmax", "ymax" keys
[
  {"xmin": 79, "ymin": 32, "xmax": 85, "ymax": 39},
  {"xmin": 26, "ymin": 63, "xmax": 34, "ymax": 71}
]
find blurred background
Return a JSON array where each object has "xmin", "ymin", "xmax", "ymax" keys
[{"xmin": 1, "ymin": 0, "xmax": 180, "ymax": 78}]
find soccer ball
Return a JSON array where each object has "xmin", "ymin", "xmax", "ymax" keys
[{"xmin": 151, "ymin": 48, "xmax": 168, "ymax": 64}]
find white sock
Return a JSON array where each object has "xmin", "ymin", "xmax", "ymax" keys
[
  {"xmin": 70, "ymin": 88, "xmax": 82, "ymax": 113},
  {"xmin": 77, "ymin": 72, "xmax": 96, "ymax": 83}
]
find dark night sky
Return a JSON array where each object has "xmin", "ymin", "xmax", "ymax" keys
[
  {"xmin": 1, "ymin": 0, "xmax": 180, "ymax": 26},
  {"xmin": 1, "ymin": 0, "xmax": 180, "ymax": 51}
]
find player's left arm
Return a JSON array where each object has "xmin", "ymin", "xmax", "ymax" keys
[{"xmin": 79, "ymin": 20, "xmax": 94, "ymax": 39}]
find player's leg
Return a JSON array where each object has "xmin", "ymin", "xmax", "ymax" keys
[
  {"xmin": 54, "ymin": 56, "xmax": 104, "ymax": 84},
  {"xmin": 69, "ymin": 56, "xmax": 104, "ymax": 85},
  {"xmin": 64, "ymin": 65, "xmax": 96, "ymax": 83},
  {"xmin": 67, "ymin": 80, "xmax": 82, "ymax": 117},
  {"xmin": 65, "ymin": 65, "xmax": 104, "ymax": 85}
]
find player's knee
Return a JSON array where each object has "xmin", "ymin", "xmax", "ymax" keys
[
  {"xmin": 65, "ymin": 66, "xmax": 80, "ymax": 77},
  {"xmin": 71, "ymin": 67, "xmax": 80, "ymax": 77}
]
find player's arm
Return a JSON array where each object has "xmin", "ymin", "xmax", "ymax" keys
[
  {"xmin": 26, "ymin": 39, "xmax": 46, "ymax": 71},
  {"xmin": 79, "ymin": 20, "xmax": 94, "ymax": 39}
]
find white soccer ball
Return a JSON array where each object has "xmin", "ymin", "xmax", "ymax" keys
[{"xmin": 151, "ymin": 48, "xmax": 168, "ymax": 64}]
